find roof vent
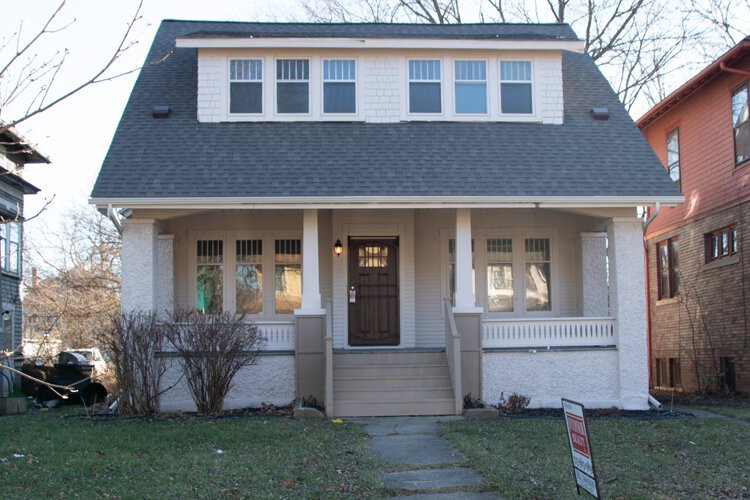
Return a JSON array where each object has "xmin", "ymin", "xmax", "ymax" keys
[
  {"xmin": 591, "ymin": 107, "xmax": 609, "ymax": 120},
  {"xmin": 152, "ymin": 105, "xmax": 171, "ymax": 118}
]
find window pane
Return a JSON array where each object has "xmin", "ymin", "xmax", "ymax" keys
[
  {"xmin": 671, "ymin": 240, "xmax": 679, "ymax": 294},
  {"xmin": 324, "ymin": 82, "xmax": 356, "ymax": 113},
  {"xmin": 455, "ymin": 83, "xmax": 487, "ymax": 114},
  {"xmin": 409, "ymin": 82, "xmax": 441, "ymax": 113},
  {"xmin": 525, "ymin": 239, "xmax": 550, "ymax": 311},
  {"xmin": 501, "ymin": 61, "xmax": 531, "ymax": 81},
  {"xmin": 409, "ymin": 60, "xmax": 440, "ymax": 80},
  {"xmin": 277, "ymin": 59, "xmax": 309, "ymax": 80},
  {"xmin": 455, "ymin": 60, "xmax": 486, "ymax": 81},
  {"xmin": 230, "ymin": 82, "xmax": 262, "ymax": 113},
  {"xmin": 236, "ymin": 240, "xmax": 262, "ymax": 314},
  {"xmin": 277, "ymin": 82, "xmax": 309, "ymax": 113},
  {"xmin": 197, "ymin": 240, "xmax": 223, "ymax": 313},
  {"xmin": 667, "ymin": 129, "xmax": 680, "ymax": 183},
  {"xmin": 275, "ymin": 240, "xmax": 301, "ymax": 314},
  {"xmin": 358, "ymin": 245, "xmax": 388, "ymax": 268},
  {"xmin": 230, "ymin": 60, "xmax": 262, "ymax": 81},
  {"xmin": 324, "ymin": 60, "xmax": 355, "ymax": 80},
  {"xmin": 488, "ymin": 264, "xmax": 513, "ymax": 312},
  {"xmin": 501, "ymin": 82, "xmax": 532, "ymax": 114},
  {"xmin": 732, "ymin": 86, "xmax": 748, "ymax": 127},
  {"xmin": 735, "ymin": 121, "xmax": 750, "ymax": 164}
]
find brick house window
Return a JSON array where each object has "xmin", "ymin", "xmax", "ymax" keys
[
  {"xmin": 656, "ymin": 238, "xmax": 679, "ymax": 299},
  {"xmin": 666, "ymin": 128, "xmax": 680, "ymax": 188},
  {"xmin": 705, "ymin": 226, "xmax": 737, "ymax": 263},
  {"xmin": 719, "ymin": 357, "xmax": 736, "ymax": 392},
  {"xmin": 655, "ymin": 358, "xmax": 680, "ymax": 388},
  {"xmin": 732, "ymin": 82, "xmax": 749, "ymax": 165}
]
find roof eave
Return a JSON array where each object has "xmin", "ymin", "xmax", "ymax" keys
[
  {"xmin": 0, "ymin": 167, "xmax": 41, "ymax": 195},
  {"xmin": 175, "ymin": 36, "xmax": 585, "ymax": 52},
  {"xmin": 91, "ymin": 195, "xmax": 683, "ymax": 210}
]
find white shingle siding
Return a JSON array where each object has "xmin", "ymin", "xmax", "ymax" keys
[{"xmin": 196, "ymin": 50, "xmax": 565, "ymax": 124}]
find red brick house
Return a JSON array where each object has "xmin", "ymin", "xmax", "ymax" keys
[{"xmin": 639, "ymin": 37, "xmax": 750, "ymax": 394}]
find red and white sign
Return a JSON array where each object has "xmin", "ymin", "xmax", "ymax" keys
[{"xmin": 562, "ymin": 398, "xmax": 600, "ymax": 498}]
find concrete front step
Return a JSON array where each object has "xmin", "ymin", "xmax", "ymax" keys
[
  {"xmin": 334, "ymin": 399, "xmax": 456, "ymax": 417},
  {"xmin": 333, "ymin": 351, "xmax": 447, "ymax": 366},
  {"xmin": 334, "ymin": 375, "xmax": 452, "ymax": 390},
  {"xmin": 335, "ymin": 387, "xmax": 454, "ymax": 402},
  {"xmin": 334, "ymin": 363, "xmax": 450, "ymax": 377}
]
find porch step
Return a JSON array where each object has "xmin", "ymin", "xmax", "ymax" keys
[{"xmin": 332, "ymin": 351, "xmax": 457, "ymax": 417}]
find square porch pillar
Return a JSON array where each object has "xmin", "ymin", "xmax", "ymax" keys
[
  {"xmin": 121, "ymin": 219, "xmax": 159, "ymax": 312},
  {"xmin": 454, "ymin": 208, "xmax": 477, "ymax": 311},
  {"xmin": 576, "ymin": 232, "xmax": 608, "ymax": 317},
  {"xmin": 607, "ymin": 217, "xmax": 648, "ymax": 409},
  {"xmin": 298, "ymin": 209, "xmax": 323, "ymax": 314}
]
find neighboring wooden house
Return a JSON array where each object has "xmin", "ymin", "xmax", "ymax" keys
[
  {"xmin": 0, "ymin": 126, "xmax": 45, "ymax": 394},
  {"xmin": 91, "ymin": 21, "xmax": 681, "ymax": 416},
  {"xmin": 639, "ymin": 38, "xmax": 750, "ymax": 395}
]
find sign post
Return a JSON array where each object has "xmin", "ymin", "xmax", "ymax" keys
[{"xmin": 562, "ymin": 398, "xmax": 600, "ymax": 498}]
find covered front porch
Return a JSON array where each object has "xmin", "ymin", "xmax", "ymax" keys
[{"xmin": 119, "ymin": 205, "xmax": 648, "ymax": 415}]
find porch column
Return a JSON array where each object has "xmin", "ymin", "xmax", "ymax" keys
[
  {"xmin": 607, "ymin": 217, "xmax": 648, "ymax": 410},
  {"xmin": 454, "ymin": 208, "xmax": 475, "ymax": 310},
  {"xmin": 121, "ymin": 219, "xmax": 159, "ymax": 312},
  {"xmin": 299, "ymin": 209, "xmax": 323, "ymax": 313},
  {"xmin": 157, "ymin": 234, "xmax": 175, "ymax": 313},
  {"xmin": 576, "ymin": 232, "xmax": 608, "ymax": 317}
]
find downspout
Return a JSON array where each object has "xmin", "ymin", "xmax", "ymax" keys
[
  {"xmin": 107, "ymin": 203, "xmax": 123, "ymax": 236},
  {"xmin": 642, "ymin": 203, "xmax": 661, "ymax": 399}
]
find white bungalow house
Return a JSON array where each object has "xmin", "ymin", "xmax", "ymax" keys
[{"xmin": 90, "ymin": 21, "xmax": 681, "ymax": 416}]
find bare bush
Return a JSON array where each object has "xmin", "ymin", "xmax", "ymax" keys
[
  {"xmin": 496, "ymin": 391, "xmax": 531, "ymax": 413},
  {"xmin": 96, "ymin": 311, "xmax": 171, "ymax": 416},
  {"xmin": 163, "ymin": 311, "xmax": 266, "ymax": 415}
]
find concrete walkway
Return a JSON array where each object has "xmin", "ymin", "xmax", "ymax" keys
[{"xmin": 353, "ymin": 417, "xmax": 499, "ymax": 499}]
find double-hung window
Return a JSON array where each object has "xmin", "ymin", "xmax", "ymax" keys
[
  {"xmin": 0, "ymin": 222, "xmax": 20, "ymax": 275},
  {"xmin": 666, "ymin": 128, "xmax": 680, "ymax": 187},
  {"xmin": 408, "ymin": 60, "xmax": 441, "ymax": 113},
  {"xmin": 524, "ymin": 238, "xmax": 551, "ymax": 311},
  {"xmin": 275, "ymin": 239, "xmax": 302, "ymax": 314},
  {"xmin": 196, "ymin": 240, "xmax": 223, "ymax": 314},
  {"xmin": 656, "ymin": 238, "xmax": 679, "ymax": 299},
  {"xmin": 236, "ymin": 240, "xmax": 263, "ymax": 314},
  {"xmin": 277, "ymin": 59, "xmax": 309, "ymax": 114},
  {"xmin": 229, "ymin": 59, "xmax": 263, "ymax": 114},
  {"xmin": 732, "ymin": 82, "xmax": 749, "ymax": 165},
  {"xmin": 705, "ymin": 227, "xmax": 737, "ymax": 263},
  {"xmin": 323, "ymin": 59, "xmax": 356, "ymax": 114},
  {"xmin": 486, "ymin": 239, "xmax": 513, "ymax": 312},
  {"xmin": 500, "ymin": 61, "xmax": 533, "ymax": 114},
  {"xmin": 454, "ymin": 60, "xmax": 487, "ymax": 114}
]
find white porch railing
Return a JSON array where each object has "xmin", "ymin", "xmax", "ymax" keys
[
  {"xmin": 482, "ymin": 317, "xmax": 615, "ymax": 349},
  {"xmin": 256, "ymin": 321, "xmax": 296, "ymax": 351}
]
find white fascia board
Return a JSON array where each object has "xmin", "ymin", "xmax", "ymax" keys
[
  {"xmin": 175, "ymin": 37, "xmax": 585, "ymax": 53},
  {"xmin": 90, "ymin": 195, "xmax": 684, "ymax": 210}
]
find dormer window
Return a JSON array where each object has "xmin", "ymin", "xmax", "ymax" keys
[
  {"xmin": 409, "ymin": 60, "xmax": 441, "ymax": 113},
  {"xmin": 500, "ymin": 60, "xmax": 533, "ymax": 114},
  {"xmin": 454, "ymin": 60, "xmax": 487, "ymax": 114},
  {"xmin": 323, "ymin": 59, "xmax": 356, "ymax": 114},
  {"xmin": 229, "ymin": 59, "xmax": 263, "ymax": 114},
  {"xmin": 277, "ymin": 59, "xmax": 309, "ymax": 114}
]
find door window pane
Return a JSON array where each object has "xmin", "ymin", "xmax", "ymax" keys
[
  {"xmin": 358, "ymin": 245, "xmax": 388, "ymax": 268},
  {"xmin": 196, "ymin": 240, "xmax": 223, "ymax": 314},
  {"xmin": 524, "ymin": 238, "xmax": 550, "ymax": 311},
  {"xmin": 487, "ymin": 239, "xmax": 513, "ymax": 312},
  {"xmin": 323, "ymin": 59, "xmax": 356, "ymax": 113},
  {"xmin": 455, "ymin": 60, "xmax": 487, "ymax": 114},
  {"xmin": 409, "ymin": 60, "xmax": 441, "ymax": 113},
  {"xmin": 275, "ymin": 239, "xmax": 301, "ymax": 313},
  {"xmin": 236, "ymin": 240, "xmax": 262, "ymax": 314},
  {"xmin": 277, "ymin": 59, "xmax": 309, "ymax": 114},
  {"xmin": 500, "ymin": 61, "xmax": 532, "ymax": 114},
  {"xmin": 229, "ymin": 59, "xmax": 262, "ymax": 113}
]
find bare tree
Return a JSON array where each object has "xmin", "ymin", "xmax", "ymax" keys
[
  {"xmin": 687, "ymin": 0, "xmax": 750, "ymax": 58},
  {"xmin": 23, "ymin": 206, "xmax": 120, "ymax": 360},
  {"xmin": 0, "ymin": 0, "xmax": 171, "ymax": 143}
]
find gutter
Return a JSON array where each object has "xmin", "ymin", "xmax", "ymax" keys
[
  {"xmin": 642, "ymin": 202, "xmax": 660, "ymax": 391},
  {"xmin": 719, "ymin": 62, "xmax": 750, "ymax": 77}
]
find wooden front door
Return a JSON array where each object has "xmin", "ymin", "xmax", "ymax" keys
[{"xmin": 348, "ymin": 238, "xmax": 400, "ymax": 346}]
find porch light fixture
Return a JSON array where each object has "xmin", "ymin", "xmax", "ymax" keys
[{"xmin": 334, "ymin": 239, "xmax": 344, "ymax": 256}]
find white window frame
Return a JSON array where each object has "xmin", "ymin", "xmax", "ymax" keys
[
  {"xmin": 453, "ymin": 59, "xmax": 489, "ymax": 116},
  {"xmin": 227, "ymin": 58, "xmax": 264, "ymax": 115},
  {"xmin": 407, "ymin": 58, "xmax": 444, "ymax": 117},
  {"xmin": 188, "ymin": 230, "xmax": 302, "ymax": 319},
  {"xmin": 499, "ymin": 59, "xmax": 536, "ymax": 118},
  {"xmin": 0, "ymin": 222, "xmax": 21, "ymax": 276},
  {"xmin": 275, "ymin": 58, "xmax": 312, "ymax": 116},
  {"xmin": 321, "ymin": 58, "xmax": 357, "ymax": 116}
]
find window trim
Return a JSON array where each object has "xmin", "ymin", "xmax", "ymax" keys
[
  {"xmin": 0, "ymin": 221, "xmax": 21, "ymax": 277},
  {"xmin": 705, "ymin": 226, "xmax": 737, "ymax": 263},
  {"xmin": 666, "ymin": 127, "xmax": 681, "ymax": 190},
  {"xmin": 227, "ymin": 58, "xmax": 264, "ymax": 116},
  {"xmin": 732, "ymin": 81, "xmax": 750, "ymax": 166},
  {"xmin": 189, "ymin": 230, "xmax": 302, "ymax": 319},
  {"xmin": 656, "ymin": 238, "xmax": 679, "ymax": 300},
  {"xmin": 499, "ymin": 59, "xmax": 534, "ymax": 116},
  {"xmin": 321, "ymin": 58, "xmax": 357, "ymax": 116},
  {"xmin": 407, "ymin": 58, "xmax": 444, "ymax": 116},
  {"xmin": 453, "ymin": 58, "xmax": 489, "ymax": 116},
  {"xmin": 274, "ymin": 57, "xmax": 312, "ymax": 116}
]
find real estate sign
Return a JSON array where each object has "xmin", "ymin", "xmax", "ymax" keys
[{"xmin": 562, "ymin": 398, "xmax": 600, "ymax": 498}]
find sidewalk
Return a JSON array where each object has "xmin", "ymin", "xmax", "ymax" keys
[{"xmin": 354, "ymin": 416, "xmax": 499, "ymax": 499}]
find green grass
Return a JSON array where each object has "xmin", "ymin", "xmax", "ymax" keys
[
  {"xmin": 695, "ymin": 405, "xmax": 750, "ymax": 421},
  {"xmin": 0, "ymin": 410, "xmax": 383, "ymax": 499},
  {"xmin": 442, "ymin": 416, "xmax": 750, "ymax": 498}
]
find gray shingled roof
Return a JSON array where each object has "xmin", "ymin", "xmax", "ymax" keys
[{"xmin": 91, "ymin": 20, "xmax": 679, "ymax": 201}]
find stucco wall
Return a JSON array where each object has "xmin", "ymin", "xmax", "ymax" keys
[
  {"xmin": 482, "ymin": 350, "xmax": 621, "ymax": 408},
  {"xmin": 158, "ymin": 354, "xmax": 296, "ymax": 412}
]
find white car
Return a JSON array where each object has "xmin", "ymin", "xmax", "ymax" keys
[{"xmin": 65, "ymin": 348, "xmax": 108, "ymax": 376}]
